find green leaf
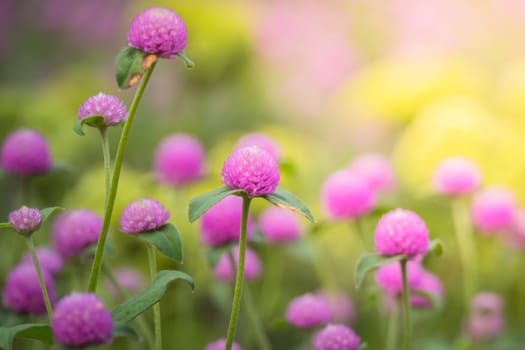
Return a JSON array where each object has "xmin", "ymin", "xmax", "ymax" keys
[
  {"xmin": 112, "ymin": 270, "xmax": 194, "ymax": 323},
  {"xmin": 72, "ymin": 115, "xmax": 105, "ymax": 136},
  {"xmin": 115, "ymin": 47, "xmax": 151, "ymax": 89},
  {"xmin": 136, "ymin": 223, "xmax": 183, "ymax": 262},
  {"xmin": 263, "ymin": 188, "xmax": 315, "ymax": 222},
  {"xmin": 355, "ymin": 253, "xmax": 405, "ymax": 288},
  {"xmin": 429, "ymin": 238, "xmax": 444, "ymax": 256},
  {"xmin": 111, "ymin": 322, "xmax": 139, "ymax": 340},
  {"xmin": 0, "ymin": 324, "xmax": 53, "ymax": 349},
  {"xmin": 0, "ymin": 223, "xmax": 12, "ymax": 230},
  {"xmin": 357, "ymin": 342, "xmax": 368, "ymax": 350},
  {"xmin": 40, "ymin": 207, "xmax": 63, "ymax": 225},
  {"xmin": 188, "ymin": 186, "xmax": 242, "ymax": 223}
]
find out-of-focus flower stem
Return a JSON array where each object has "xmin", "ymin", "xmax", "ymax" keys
[
  {"xmin": 25, "ymin": 236, "xmax": 53, "ymax": 323},
  {"xmin": 400, "ymin": 258, "xmax": 410, "ymax": 350},
  {"xmin": 147, "ymin": 245, "xmax": 162, "ymax": 350}
]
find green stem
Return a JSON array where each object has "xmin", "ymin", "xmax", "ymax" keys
[
  {"xmin": 385, "ymin": 299, "xmax": 400, "ymax": 350},
  {"xmin": 147, "ymin": 245, "xmax": 162, "ymax": 350},
  {"xmin": 98, "ymin": 127, "xmax": 111, "ymax": 211},
  {"xmin": 24, "ymin": 236, "xmax": 53, "ymax": 323},
  {"xmin": 87, "ymin": 62, "xmax": 157, "ymax": 292},
  {"xmin": 242, "ymin": 282, "xmax": 272, "ymax": 350},
  {"xmin": 400, "ymin": 259, "xmax": 411, "ymax": 350},
  {"xmin": 225, "ymin": 195, "xmax": 252, "ymax": 350}
]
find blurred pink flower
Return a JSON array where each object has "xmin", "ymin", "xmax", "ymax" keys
[{"xmin": 471, "ymin": 186, "xmax": 517, "ymax": 234}]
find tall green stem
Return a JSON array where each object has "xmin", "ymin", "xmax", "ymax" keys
[
  {"xmin": 98, "ymin": 127, "xmax": 111, "ymax": 211},
  {"xmin": 242, "ymin": 281, "xmax": 272, "ymax": 350},
  {"xmin": 225, "ymin": 195, "xmax": 252, "ymax": 350},
  {"xmin": 147, "ymin": 245, "xmax": 162, "ymax": 350},
  {"xmin": 400, "ymin": 259, "xmax": 410, "ymax": 350},
  {"xmin": 385, "ymin": 299, "xmax": 400, "ymax": 350},
  {"xmin": 25, "ymin": 236, "xmax": 53, "ymax": 323},
  {"xmin": 87, "ymin": 62, "xmax": 157, "ymax": 292}
]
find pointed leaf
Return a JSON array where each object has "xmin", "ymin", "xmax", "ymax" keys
[
  {"xmin": 263, "ymin": 188, "xmax": 314, "ymax": 222},
  {"xmin": 112, "ymin": 270, "xmax": 194, "ymax": 323},
  {"xmin": 429, "ymin": 239, "xmax": 443, "ymax": 256},
  {"xmin": 72, "ymin": 115, "xmax": 105, "ymax": 136},
  {"xmin": 136, "ymin": 223, "xmax": 182, "ymax": 262},
  {"xmin": 0, "ymin": 324, "xmax": 52, "ymax": 349},
  {"xmin": 40, "ymin": 207, "xmax": 63, "ymax": 225},
  {"xmin": 111, "ymin": 322, "xmax": 139, "ymax": 340},
  {"xmin": 355, "ymin": 253, "xmax": 406, "ymax": 288},
  {"xmin": 188, "ymin": 186, "xmax": 242, "ymax": 223},
  {"xmin": 115, "ymin": 47, "xmax": 152, "ymax": 89}
]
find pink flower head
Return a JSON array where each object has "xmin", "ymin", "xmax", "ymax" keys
[
  {"xmin": 374, "ymin": 209, "xmax": 429, "ymax": 258},
  {"xmin": 285, "ymin": 293, "xmax": 332, "ymax": 328},
  {"xmin": 199, "ymin": 196, "xmax": 254, "ymax": 247},
  {"xmin": 506, "ymin": 209, "xmax": 525, "ymax": 248},
  {"xmin": 78, "ymin": 93, "xmax": 127, "ymax": 126},
  {"xmin": 433, "ymin": 157, "xmax": 481, "ymax": 196},
  {"xmin": 213, "ymin": 246, "xmax": 262, "ymax": 282},
  {"xmin": 2, "ymin": 264, "xmax": 55, "ymax": 315},
  {"xmin": 205, "ymin": 338, "xmax": 242, "ymax": 350},
  {"xmin": 51, "ymin": 293, "xmax": 113, "ymax": 347},
  {"xmin": 105, "ymin": 268, "xmax": 145, "ymax": 298},
  {"xmin": 119, "ymin": 198, "xmax": 170, "ymax": 234},
  {"xmin": 52, "ymin": 210, "xmax": 102, "ymax": 258},
  {"xmin": 236, "ymin": 133, "xmax": 282, "ymax": 161},
  {"xmin": 127, "ymin": 7, "xmax": 187, "ymax": 58},
  {"xmin": 321, "ymin": 170, "xmax": 375, "ymax": 220},
  {"xmin": 317, "ymin": 290, "xmax": 356, "ymax": 324},
  {"xmin": 1, "ymin": 129, "xmax": 52, "ymax": 176},
  {"xmin": 8, "ymin": 206, "xmax": 42, "ymax": 235},
  {"xmin": 258, "ymin": 206, "xmax": 302, "ymax": 243},
  {"xmin": 313, "ymin": 324, "xmax": 361, "ymax": 350},
  {"xmin": 349, "ymin": 153, "xmax": 395, "ymax": 192},
  {"xmin": 471, "ymin": 186, "xmax": 517, "ymax": 234},
  {"xmin": 153, "ymin": 133, "xmax": 206, "ymax": 186},
  {"xmin": 375, "ymin": 261, "xmax": 425, "ymax": 294},
  {"xmin": 410, "ymin": 271, "xmax": 443, "ymax": 308},
  {"xmin": 21, "ymin": 248, "xmax": 63, "ymax": 276},
  {"xmin": 468, "ymin": 292, "xmax": 505, "ymax": 342},
  {"xmin": 221, "ymin": 146, "xmax": 280, "ymax": 197}
]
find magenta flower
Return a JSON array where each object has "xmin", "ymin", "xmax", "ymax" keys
[
  {"xmin": 258, "ymin": 206, "xmax": 302, "ymax": 243},
  {"xmin": 153, "ymin": 133, "xmax": 206, "ymax": 186},
  {"xmin": 221, "ymin": 146, "xmax": 280, "ymax": 197},
  {"xmin": 313, "ymin": 324, "xmax": 361, "ymax": 350},
  {"xmin": 236, "ymin": 133, "xmax": 282, "ymax": 161},
  {"xmin": 321, "ymin": 170, "xmax": 375, "ymax": 220},
  {"xmin": 199, "ymin": 196, "xmax": 254, "ymax": 247},
  {"xmin": 2, "ymin": 264, "xmax": 55, "ymax": 315},
  {"xmin": 374, "ymin": 209, "xmax": 429, "ymax": 258},
  {"xmin": 105, "ymin": 268, "xmax": 145, "ymax": 298},
  {"xmin": 119, "ymin": 198, "xmax": 170, "ymax": 234},
  {"xmin": 506, "ymin": 209, "xmax": 525, "ymax": 248},
  {"xmin": 471, "ymin": 186, "xmax": 517, "ymax": 234},
  {"xmin": 213, "ymin": 246, "xmax": 262, "ymax": 282},
  {"xmin": 317, "ymin": 290, "xmax": 356, "ymax": 324},
  {"xmin": 468, "ymin": 292, "xmax": 505, "ymax": 342},
  {"xmin": 410, "ymin": 271, "xmax": 443, "ymax": 308},
  {"xmin": 8, "ymin": 206, "xmax": 42, "ymax": 235},
  {"xmin": 127, "ymin": 7, "xmax": 187, "ymax": 59},
  {"xmin": 78, "ymin": 93, "xmax": 127, "ymax": 126},
  {"xmin": 52, "ymin": 210, "xmax": 102, "ymax": 258},
  {"xmin": 20, "ymin": 248, "xmax": 63, "ymax": 276},
  {"xmin": 205, "ymin": 338, "xmax": 242, "ymax": 350},
  {"xmin": 51, "ymin": 293, "xmax": 113, "ymax": 347},
  {"xmin": 349, "ymin": 153, "xmax": 395, "ymax": 192},
  {"xmin": 285, "ymin": 293, "xmax": 332, "ymax": 328},
  {"xmin": 1, "ymin": 129, "xmax": 52, "ymax": 176},
  {"xmin": 375, "ymin": 261, "xmax": 425, "ymax": 294},
  {"xmin": 433, "ymin": 157, "xmax": 481, "ymax": 196}
]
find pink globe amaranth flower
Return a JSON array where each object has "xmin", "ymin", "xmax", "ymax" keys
[
  {"xmin": 313, "ymin": 324, "xmax": 361, "ymax": 350},
  {"xmin": 1, "ymin": 129, "xmax": 52, "ymax": 176},
  {"xmin": 468, "ymin": 292, "xmax": 505, "ymax": 342},
  {"xmin": 258, "ymin": 206, "xmax": 302, "ymax": 243},
  {"xmin": 119, "ymin": 198, "xmax": 170, "ymax": 234},
  {"xmin": 321, "ymin": 170, "xmax": 375, "ymax": 220},
  {"xmin": 154, "ymin": 133, "xmax": 206, "ymax": 187},
  {"xmin": 8, "ymin": 206, "xmax": 42, "ymax": 235},
  {"xmin": 285, "ymin": 293, "xmax": 332, "ymax": 329},
  {"xmin": 106, "ymin": 268, "xmax": 145, "ymax": 298},
  {"xmin": 213, "ymin": 246, "xmax": 262, "ymax": 282},
  {"xmin": 317, "ymin": 290, "xmax": 356, "ymax": 324},
  {"xmin": 20, "ymin": 247, "xmax": 63, "ymax": 276},
  {"xmin": 505, "ymin": 209, "xmax": 525, "ymax": 248},
  {"xmin": 349, "ymin": 153, "xmax": 395, "ymax": 192},
  {"xmin": 2, "ymin": 264, "xmax": 55, "ymax": 315},
  {"xmin": 374, "ymin": 209, "xmax": 429, "ymax": 258},
  {"xmin": 199, "ymin": 196, "xmax": 254, "ymax": 247},
  {"xmin": 236, "ymin": 133, "xmax": 282, "ymax": 161},
  {"xmin": 127, "ymin": 7, "xmax": 187, "ymax": 58},
  {"xmin": 410, "ymin": 271, "xmax": 443, "ymax": 308},
  {"xmin": 471, "ymin": 186, "xmax": 517, "ymax": 234},
  {"xmin": 51, "ymin": 293, "xmax": 113, "ymax": 347},
  {"xmin": 205, "ymin": 338, "xmax": 242, "ymax": 350},
  {"xmin": 375, "ymin": 261, "xmax": 425, "ymax": 294},
  {"xmin": 471, "ymin": 292, "xmax": 504, "ymax": 314},
  {"xmin": 221, "ymin": 146, "xmax": 280, "ymax": 197},
  {"xmin": 52, "ymin": 210, "xmax": 102, "ymax": 258},
  {"xmin": 432, "ymin": 157, "xmax": 481, "ymax": 196},
  {"xmin": 78, "ymin": 93, "xmax": 127, "ymax": 126}
]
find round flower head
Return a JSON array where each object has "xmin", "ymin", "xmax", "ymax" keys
[
  {"xmin": 259, "ymin": 206, "xmax": 302, "ymax": 243},
  {"xmin": 349, "ymin": 153, "xmax": 395, "ymax": 192},
  {"xmin": 78, "ymin": 93, "xmax": 127, "ymax": 126},
  {"xmin": 199, "ymin": 196, "xmax": 254, "ymax": 247},
  {"xmin": 506, "ymin": 209, "xmax": 525, "ymax": 248},
  {"xmin": 3, "ymin": 264, "xmax": 55, "ymax": 315},
  {"xmin": 105, "ymin": 268, "xmax": 145, "ymax": 298},
  {"xmin": 317, "ymin": 290, "xmax": 356, "ymax": 323},
  {"xmin": 205, "ymin": 338, "xmax": 242, "ymax": 350},
  {"xmin": 221, "ymin": 146, "xmax": 280, "ymax": 197},
  {"xmin": 432, "ymin": 157, "xmax": 481, "ymax": 196},
  {"xmin": 285, "ymin": 293, "xmax": 332, "ymax": 328},
  {"xmin": 51, "ymin": 293, "xmax": 113, "ymax": 347},
  {"xmin": 313, "ymin": 324, "xmax": 361, "ymax": 350},
  {"xmin": 468, "ymin": 292, "xmax": 505, "ymax": 342},
  {"xmin": 1, "ymin": 129, "xmax": 52, "ymax": 176},
  {"xmin": 8, "ymin": 206, "xmax": 42, "ymax": 235},
  {"xmin": 52, "ymin": 210, "xmax": 102, "ymax": 258},
  {"xmin": 21, "ymin": 248, "xmax": 63, "ymax": 275},
  {"xmin": 321, "ymin": 170, "xmax": 375, "ymax": 220},
  {"xmin": 471, "ymin": 292, "xmax": 504, "ymax": 314},
  {"xmin": 119, "ymin": 198, "xmax": 170, "ymax": 234},
  {"xmin": 127, "ymin": 7, "xmax": 187, "ymax": 58},
  {"xmin": 374, "ymin": 209, "xmax": 429, "ymax": 258},
  {"xmin": 153, "ymin": 133, "xmax": 206, "ymax": 186},
  {"xmin": 410, "ymin": 271, "xmax": 443, "ymax": 308},
  {"xmin": 236, "ymin": 133, "xmax": 282, "ymax": 161},
  {"xmin": 471, "ymin": 186, "xmax": 517, "ymax": 234},
  {"xmin": 375, "ymin": 261, "xmax": 425, "ymax": 294},
  {"xmin": 213, "ymin": 246, "xmax": 262, "ymax": 282}
]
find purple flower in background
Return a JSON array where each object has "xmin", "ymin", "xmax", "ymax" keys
[
  {"xmin": 213, "ymin": 246, "xmax": 262, "ymax": 282},
  {"xmin": 20, "ymin": 248, "xmax": 63, "ymax": 276},
  {"xmin": 285, "ymin": 293, "xmax": 332, "ymax": 329},
  {"xmin": 468, "ymin": 292, "xmax": 505, "ymax": 342},
  {"xmin": 317, "ymin": 290, "xmax": 357, "ymax": 324},
  {"xmin": 52, "ymin": 210, "xmax": 102, "ymax": 258},
  {"xmin": 205, "ymin": 338, "xmax": 242, "ymax": 350},
  {"xmin": 432, "ymin": 157, "xmax": 481, "ymax": 196},
  {"xmin": 375, "ymin": 261, "xmax": 425, "ymax": 294},
  {"xmin": 78, "ymin": 93, "xmax": 127, "ymax": 126},
  {"xmin": 105, "ymin": 268, "xmax": 145, "ymax": 298},
  {"xmin": 221, "ymin": 146, "xmax": 280, "ymax": 197},
  {"xmin": 471, "ymin": 186, "xmax": 516, "ymax": 234},
  {"xmin": 313, "ymin": 324, "xmax": 361, "ymax": 350},
  {"xmin": 258, "ymin": 206, "xmax": 302, "ymax": 243},
  {"xmin": 51, "ymin": 293, "xmax": 113, "ymax": 347},
  {"xmin": 349, "ymin": 153, "xmax": 396, "ymax": 192},
  {"xmin": 506, "ymin": 208, "xmax": 525, "ymax": 248},
  {"xmin": 236, "ymin": 133, "xmax": 282, "ymax": 161},
  {"xmin": 8, "ymin": 206, "xmax": 42, "ymax": 235},
  {"xmin": 119, "ymin": 198, "xmax": 170, "ymax": 234},
  {"xmin": 154, "ymin": 133, "xmax": 206, "ymax": 186},
  {"xmin": 410, "ymin": 271, "xmax": 443, "ymax": 308},
  {"xmin": 1, "ymin": 129, "xmax": 52, "ymax": 176},
  {"xmin": 2, "ymin": 264, "xmax": 55, "ymax": 315}
]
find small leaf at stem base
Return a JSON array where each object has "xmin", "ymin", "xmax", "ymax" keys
[
  {"xmin": 429, "ymin": 238, "xmax": 444, "ymax": 256},
  {"xmin": 135, "ymin": 223, "xmax": 183, "ymax": 262},
  {"xmin": 263, "ymin": 188, "xmax": 315, "ymax": 222},
  {"xmin": 115, "ymin": 47, "xmax": 152, "ymax": 89},
  {"xmin": 188, "ymin": 187, "xmax": 243, "ymax": 223},
  {"xmin": 72, "ymin": 115, "xmax": 105, "ymax": 136},
  {"xmin": 354, "ymin": 253, "xmax": 406, "ymax": 288}
]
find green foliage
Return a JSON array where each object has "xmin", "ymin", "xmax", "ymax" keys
[
  {"xmin": 72, "ymin": 115, "xmax": 105, "ymax": 136},
  {"xmin": 188, "ymin": 186, "xmax": 242, "ymax": 223},
  {"xmin": 115, "ymin": 47, "xmax": 150, "ymax": 89},
  {"xmin": 136, "ymin": 223, "xmax": 183, "ymax": 262},
  {"xmin": 355, "ymin": 253, "xmax": 406, "ymax": 288},
  {"xmin": 0, "ymin": 324, "xmax": 53, "ymax": 350},
  {"xmin": 263, "ymin": 188, "xmax": 315, "ymax": 222}
]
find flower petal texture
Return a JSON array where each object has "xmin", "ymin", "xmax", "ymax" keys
[
  {"xmin": 78, "ymin": 93, "xmax": 127, "ymax": 126},
  {"xmin": 313, "ymin": 324, "xmax": 361, "ymax": 350},
  {"xmin": 8, "ymin": 206, "xmax": 42, "ymax": 234},
  {"xmin": 236, "ymin": 132, "xmax": 282, "ymax": 161},
  {"xmin": 119, "ymin": 198, "xmax": 170, "ymax": 234}
]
